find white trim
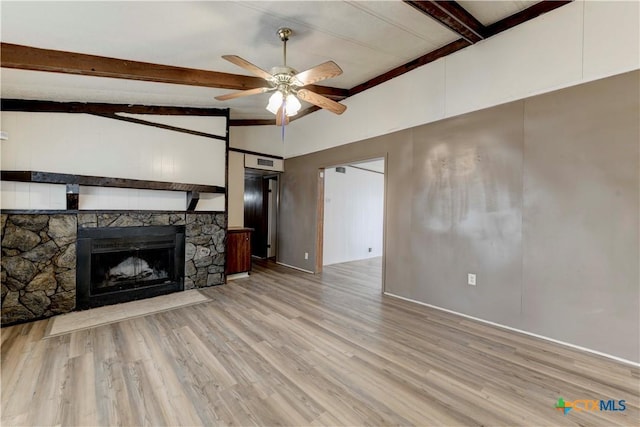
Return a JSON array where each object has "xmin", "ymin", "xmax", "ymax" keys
[
  {"xmin": 226, "ymin": 272, "xmax": 249, "ymax": 281},
  {"xmin": 384, "ymin": 292, "xmax": 640, "ymax": 368},
  {"xmin": 276, "ymin": 261, "xmax": 314, "ymax": 274}
]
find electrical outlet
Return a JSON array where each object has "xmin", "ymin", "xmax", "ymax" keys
[
  {"xmin": 468, "ymin": 273, "xmax": 476, "ymax": 286},
  {"xmin": 304, "ymin": 252, "xmax": 309, "ymax": 260}
]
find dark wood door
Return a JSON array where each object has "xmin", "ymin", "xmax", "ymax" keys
[
  {"xmin": 244, "ymin": 176, "xmax": 268, "ymax": 258},
  {"xmin": 226, "ymin": 230, "xmax": 252, "ymax": 274}
]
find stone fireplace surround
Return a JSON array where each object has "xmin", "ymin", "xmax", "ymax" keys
[{"xmin": 1, "ymin": 211, "xmax": 226, "ymax": 325}]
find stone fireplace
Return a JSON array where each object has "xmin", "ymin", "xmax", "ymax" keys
[
  {"xmin": 1, "ymin": 211, "xmax": 226, "ymax": 325},
  {"xmin": 1, "ymin": 214, "xmax": 77, "ymax": 323}
]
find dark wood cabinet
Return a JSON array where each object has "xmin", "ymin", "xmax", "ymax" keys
[{"xmin": 226, "ymin": 228, "xmax": 252, "ymax": 275}]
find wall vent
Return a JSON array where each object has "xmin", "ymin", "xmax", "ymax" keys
[
  {"xmin": 257, "ymin": 158, "xmax": 274, "ymax": 167},
  {"xmin": 335, "ymin": 166, "xmax": 346, "ymax": 173}
]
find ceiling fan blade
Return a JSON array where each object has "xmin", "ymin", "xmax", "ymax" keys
[
  {"xmin": 215, "ymin": 87, "xmax": 271, "ymax": 101},
  {"xmin": 222, "ymin": 55, "xmax": 274, "ymax": 81},
  {"xmin": 275, "ymin": 106, "xmax": 290, "ymax": 126},
  {"xmin": 297, "ymin": 89, "xmax": 347, "ymax": 115},
  {"xmin": 293, "ymin": 61, "xmax": 343, "ymax": 86}
]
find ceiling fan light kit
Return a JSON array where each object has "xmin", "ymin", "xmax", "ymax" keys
[
  {"xmin": 215, "ymin": 27, "xmax": 346, "ymax": 126},
  {"xmin": 266, "ymin": 92, "xmax": 301, "ymax": 117}
]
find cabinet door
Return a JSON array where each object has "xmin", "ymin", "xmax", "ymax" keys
[
  {"xmin": 236, "ymin": 231, "xmax": 251, "ymax": 272},
  {"xmin": 226, "ymin": 231, "xmax": 251, "ymax": 274}
]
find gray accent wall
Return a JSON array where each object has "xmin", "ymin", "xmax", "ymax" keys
[{"xmin": 279, "ymin": 70, "xmax": 639, "ymax": 362}]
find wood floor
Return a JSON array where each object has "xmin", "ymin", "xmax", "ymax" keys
[{"xmin": 2, "ymin": 257, "xmax": 638, "ymax": 426}]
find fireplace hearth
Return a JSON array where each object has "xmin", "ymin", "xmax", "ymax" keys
[{"xmin": 77, "ymin": 225, "xmax": 185, "ymax": 309}]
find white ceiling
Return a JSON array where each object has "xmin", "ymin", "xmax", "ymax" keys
[
  {"xmin": 459, "ymin": 0, "xmax": 538, "ymax": 26},
  {"xmin": 1, "ymin": 1, "xmax": 538, "ymax": 121}
]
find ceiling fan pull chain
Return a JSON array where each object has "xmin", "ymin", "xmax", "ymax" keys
[{"xmin": 281, "ymin": 99, "xmax": 287, "ymax": 141}]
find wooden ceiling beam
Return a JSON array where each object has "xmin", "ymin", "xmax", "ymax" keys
[
  {"xmin": 349, "ymin": 39, "xmax": 470, "ymax": 97},
  {"xmin": 229, "ymin": 118, "xmax": 276, "ymax": 126},
  {"xmin": 2, "ymin": 1, "xmax": 573, "ymax": 126},
  {"xmin": 432, "ymin": 1, "xmax": 486, "ymax": 38},
  {"xmin": 292, "ymin": 106, "xmax": 322, "ymax": 122},
  {"xmin": 0, "ymin": 42, "xmax": 265, "ymax": 90},
  {"xmin": 229, "ymin": 106, "xmax": 322, "ymax": 127},
  {"xmin": 403, "ymin": 1, "xmax": 484, "ymax": 43},
  {"xmin": 485, "ymin": 1, "xmax": 573, "ymax": 37},
  {"xmin": 91, "ymin": 113, "xmax": 227, "ymax": 141},
  {"xmin": 1, "ymin": 99, "xmax": 229, "ymax": 116},
  {"xmin": 345, "ymin": 1, "xmax": 574, "ymax": 111},
  {"xmin": 0, "ymin": 43, "xmax": 348, "ymax": 100},
  {"xmin": 232, "ymin": 38, "xmax": 470, "ymax": 126}
]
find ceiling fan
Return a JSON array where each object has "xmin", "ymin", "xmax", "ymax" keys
[{"xmin": 215, "ymin": 27, "xmax": 347, "ymax": 126}]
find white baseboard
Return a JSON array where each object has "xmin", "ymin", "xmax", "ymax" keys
[
  {"xmin": 226, "ymin": 272, "xmax": 249, "ymax": 281},
  {"xmin": 276, "ymin": 261, "xmax": 314, "ymax": 274},
  {"xmin": 384, "ymin": 292, "xmax": 639, "ymax": 368}
]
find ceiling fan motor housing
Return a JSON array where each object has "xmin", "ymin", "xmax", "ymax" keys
[
  {"xmin": 270, "ymin": 66, "xmax": 297, "ymax": 78},
  {"xmin": 269, "ymin": 66, "xmax": 301, "ymax": 93}
]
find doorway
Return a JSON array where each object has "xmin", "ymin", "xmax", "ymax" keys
[
  {"xmin": 244, "ymin": 169, "xmax": 279, "ymax": 259},
  {"xmin": 318, "ymin": 158, "xmax": 385, "ymax": 288}
]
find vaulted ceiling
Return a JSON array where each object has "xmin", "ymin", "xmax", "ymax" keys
[{"xmin": 1, "ymin": 1, "xmax": 570, "ymax": 125}]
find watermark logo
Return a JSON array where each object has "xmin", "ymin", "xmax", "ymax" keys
[
  {"xmin": 555, "ymin": 397, "xmax": 572, "ymax": 415},
  {"xmin": 555, "ymin": 397, "xmax": 626, "ymax": 415}
]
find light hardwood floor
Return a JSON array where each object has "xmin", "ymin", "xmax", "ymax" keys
[{"xmin": 2, "ymin": 257, "xmax": 638, "ymax": 426}]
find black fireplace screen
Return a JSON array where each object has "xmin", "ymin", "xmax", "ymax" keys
[
  {"xmin": 77, "ymin": 225, "xmax": 185, "ymax": 309},
  {"xmin": 91, "ymin": 248, "xmax": 173, "ymax": 293}
]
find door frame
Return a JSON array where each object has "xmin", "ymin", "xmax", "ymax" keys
[
  {"xmin": 315, "ymin": 168, "xmax": 325, "ymax": 273},
  {"xmin": 265, "ymin": 174, "xmax": 279, "ymax": 259},
  {"xmin": 243, "ymin": 168, "xmax": 280, "ymax": 260},
  {"xmin": 315, "ymin": 155, "xmax": 388, "ymax": 293}
]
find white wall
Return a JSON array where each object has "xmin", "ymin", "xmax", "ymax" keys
[
  {"xmin": 227, "ymin": 125, "xmax": 286, "ymax": 227},
  {"xmin": 323, "ymin": 163, "xmax": 384, "ymax": 266},
  {"xmin": 0, "ymin": 182, "xmax": 68, "ymax": 210},
  {"xmin": 281, "ymin": 0, "xmax": 640, "ymax": 158},
  {"xmin": 229, "ymin": 126, "xmax": 284, "ymax": 157},
  {"xmin": 1, "ymin": 112, "xmax": 226, "ymax": 210}
]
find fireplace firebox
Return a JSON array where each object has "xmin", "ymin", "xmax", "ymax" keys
[{"xmin": 77, "ymin": 225, "xmax": 185, "ymax": 309}]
